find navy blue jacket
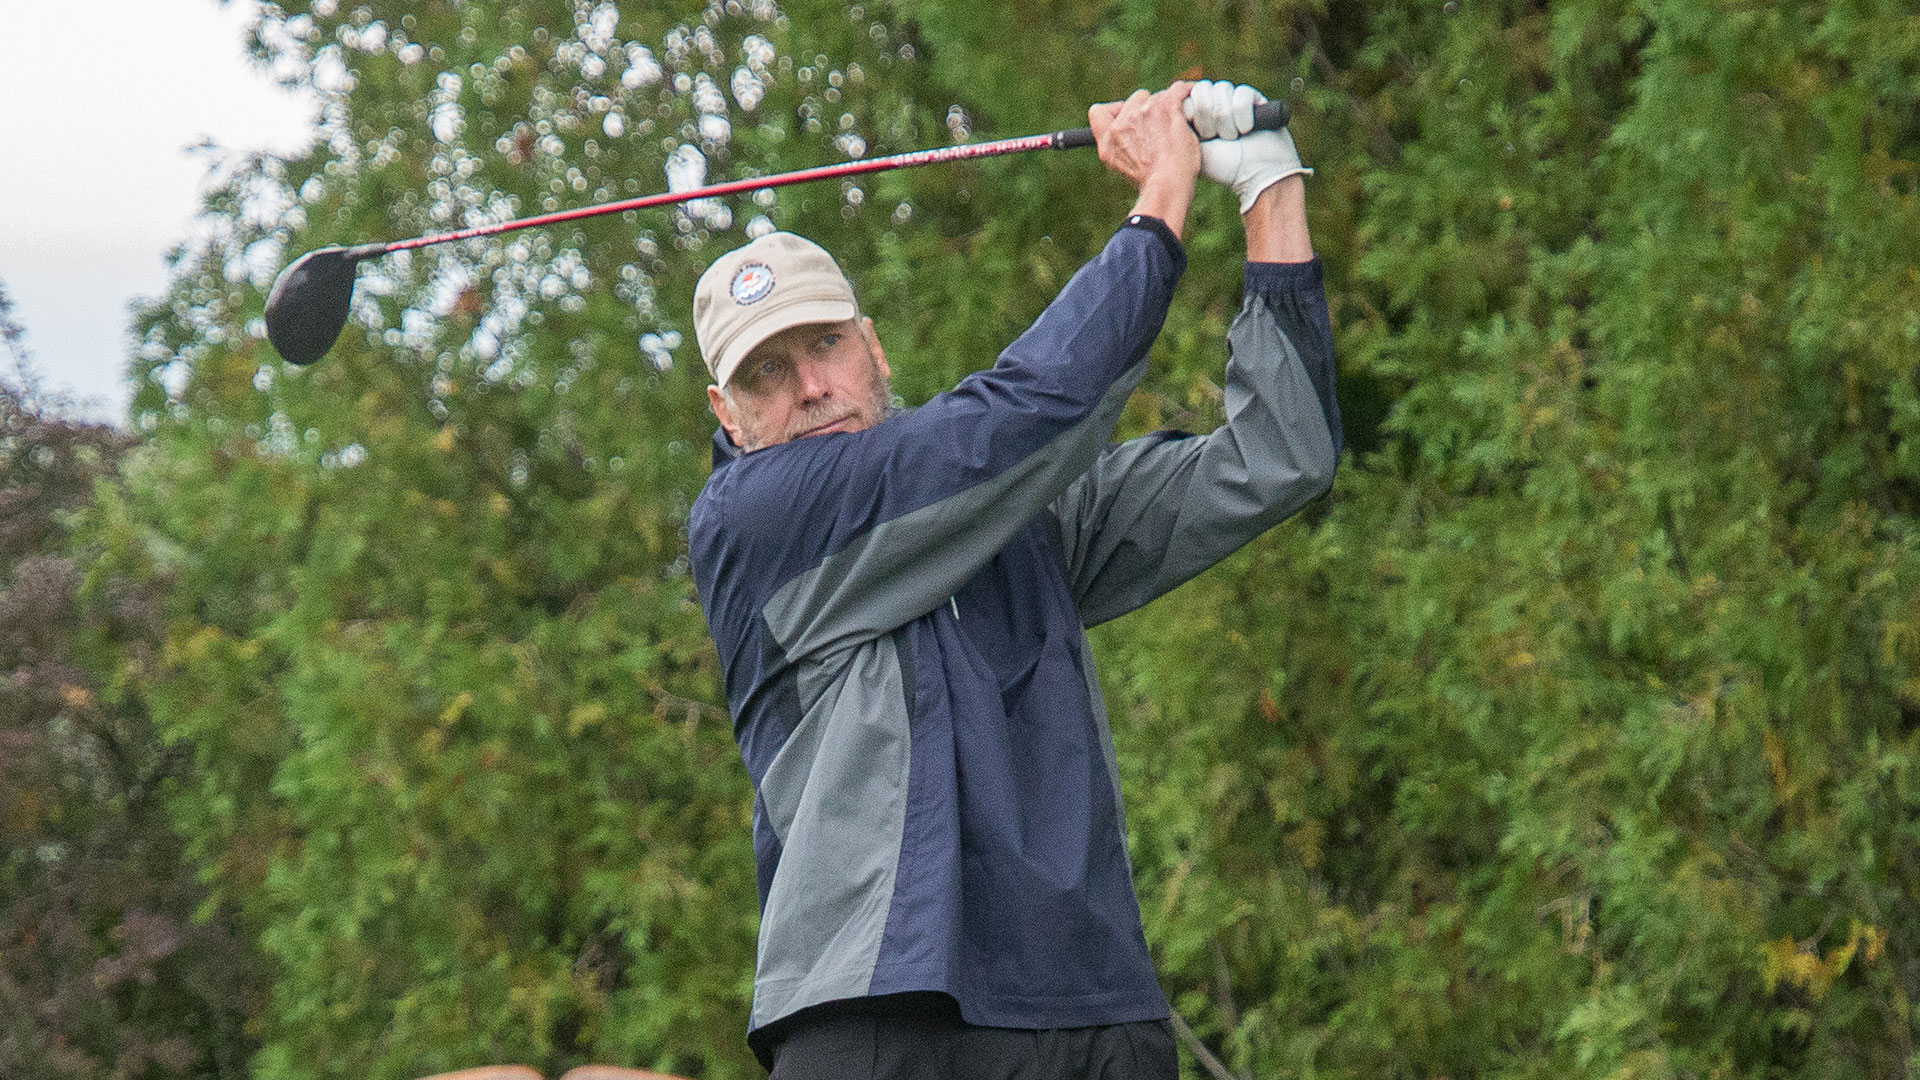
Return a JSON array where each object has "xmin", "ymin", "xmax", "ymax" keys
[{"xmin": 688, "ymin": 220, "xmax": 1341, "ymax": 1066}]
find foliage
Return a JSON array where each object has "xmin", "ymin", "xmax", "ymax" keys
[
  {"xmin": 70, "ymin": 1, "xmax": 1920, "ymax": 1078},
  {"xmin": 0, "ymin": 311, "xmax": 263, "ymax": 1078},
  {"xmin": 1086, "ymin": 3, "xmax": 1920, "ymax": 1078}
]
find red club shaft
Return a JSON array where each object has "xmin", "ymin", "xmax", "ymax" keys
[
  {"xmin": 382, "ymin": 131, "xmax": 1063, "ymax": 254},
  {"xmin": 377, "ymin": 99, "xmax": 1288, "ymax": 254}
]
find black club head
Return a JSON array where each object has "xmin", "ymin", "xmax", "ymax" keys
[{"xmin": 263, "ymin": 244, "xmax": 383, "ymax": 366}]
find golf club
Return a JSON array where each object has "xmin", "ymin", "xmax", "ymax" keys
[{"xmin": 264, "ymin": 100, "xmax": 1291, "ymax": 366}]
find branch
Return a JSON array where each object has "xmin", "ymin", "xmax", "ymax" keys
[
  {"xmin": 645, "ymin": 682, "xmax": 730, "ymax": 725},
  {"xmin": 1211, "ymin": 940, "xmax": 1253, "ymax": 1080},
  {"xmin": 1170, "ymin": 1008, "xmax": 1239, "ymax": 1080},
  {"xmin": 1211, "ymin": 939, "xmax": 1240, "ymax": 1032}
]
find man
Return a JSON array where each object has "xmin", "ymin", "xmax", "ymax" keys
[{"xmin": 687, "ymin": 80, "xmax": 1342, "ymax": 1079}]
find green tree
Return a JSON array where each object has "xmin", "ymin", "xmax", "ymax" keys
[{"xmin": 1078, "ymin": 3, "xmax": 1920, "ymax": 1078}]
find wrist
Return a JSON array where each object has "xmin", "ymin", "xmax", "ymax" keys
[
  {"xmin": 1244, "ymin": 174, "xmax": 1311, "ymax": 262},
  {"xmin": 1131, "ymin": 169, "xmax": 1197, "ymax": 240}
]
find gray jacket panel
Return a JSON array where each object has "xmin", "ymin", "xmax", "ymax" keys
[
  {"xmin": 1054, "ymin": 290, "xmax": 1340, "ymax": 628},
  {"xmin": 751, "ymin": 634, "xmax": 912, "ymax": 1026}
]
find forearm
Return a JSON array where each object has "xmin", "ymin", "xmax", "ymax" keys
[
  {"xmin": 1242, "ymin": 259, "xmax": 1340, "ymax": 454},
  {"xmin": 1054, "ymin": 258, "xmax": 1340, "ymax": 626},
  {"xmin": 1091, "ymin": 84, "xmax": 1203, "ymax": 240},
  {"xmin": 1244, "ymin": 174, "xmax": 1312, "ymax": 263},
  {"xmin": 1130, "ymin": 172, "xmax": 1198, "ymax": 241},
  {"xmin": 1241, "ymin": 175, "xmax": 1332, "ymax": 441}
]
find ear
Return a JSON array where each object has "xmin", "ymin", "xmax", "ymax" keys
[
  {"xmin": 708, "ymin": 384, "xmax": 744, "ymax": 447},
  {"xmin": 861, "ymin": 316, "xmax": 890, "ymax": 382}
]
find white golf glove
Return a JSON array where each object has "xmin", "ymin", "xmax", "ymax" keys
[{"xmin": 1183, "ymin": 79, "xmax": 1311, "ymax": 214}]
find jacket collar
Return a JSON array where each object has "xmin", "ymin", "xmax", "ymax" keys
[{"xmin": 711, "ymin": 426, "xmax": 742, "ymax": 467}]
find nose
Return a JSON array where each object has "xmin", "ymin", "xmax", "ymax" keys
[{"xmin": 793, "ymin": 357, "xmax": 833, "ymax": 402}]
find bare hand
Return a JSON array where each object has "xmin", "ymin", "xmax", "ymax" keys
[
  {"xmin": 1088, "ymin": 84, "xmax": 1201, "ymax": 192},
  {"xmin": 1088, "ymin": 83, "xmax": 1201, "ymax": 237}
]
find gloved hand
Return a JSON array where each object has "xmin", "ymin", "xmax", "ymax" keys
[{"xmin": 1183, "ymin": 79, "xmax": 1311, "ymax": 214}]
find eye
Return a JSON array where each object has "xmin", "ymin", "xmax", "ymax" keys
[{"xmin": 817, "ymin": 332, "xmax": 842, "ymax": 350}]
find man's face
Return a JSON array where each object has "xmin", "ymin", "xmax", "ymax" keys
[{"xmin": 708, "ymin": 316, "xmax": 893, "ymax": 452}]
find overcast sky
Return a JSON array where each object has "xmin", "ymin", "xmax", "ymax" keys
[{"xmin": 0, "ymin": 0, "xmax": 318, "ymax": 425}]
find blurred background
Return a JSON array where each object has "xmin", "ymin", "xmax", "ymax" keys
[{"xmin": 3, "ymin": 2, "xmax": 1918, "ymax": 1078}]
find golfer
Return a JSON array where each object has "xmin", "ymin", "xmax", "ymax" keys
[{"xmin": 687, "ymin": 80, "xmax": 1341, "ymax": 1079}]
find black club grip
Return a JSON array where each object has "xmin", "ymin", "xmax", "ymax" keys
[{"xmin": 1053, "ymin": 98, "xmax": 1291, "ymax": 150}]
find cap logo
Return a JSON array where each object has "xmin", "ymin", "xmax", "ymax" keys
[{"xmin": 730, "ymin": 262, "xmax": 775, "ymax": 305}]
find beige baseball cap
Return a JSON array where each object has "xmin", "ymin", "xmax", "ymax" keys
[{"xmin": 693, "ymin": 232, "xmax": 858, "ymax": 388}]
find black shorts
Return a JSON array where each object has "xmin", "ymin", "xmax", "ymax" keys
[{"xmin": 766, "ymin": 993, "xmax": 1177, "ymax": 1080}]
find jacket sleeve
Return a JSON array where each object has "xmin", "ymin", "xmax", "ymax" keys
[
  {"xmin": 1050, "ymin": 258, "xmax": 1341, "ymax": 628},
  {"xmin": 691, "ymin": 222, "xmax": 1186, "ymax": 666}
]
